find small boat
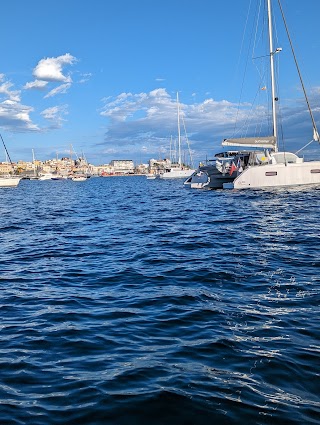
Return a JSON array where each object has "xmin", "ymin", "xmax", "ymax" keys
[
  {"xmin": 38, "ymin": 173, "xmax": 55, "ymax": 180},
  {"xmin": 71, "ymin": 174, "xmax": 87, "ymax": 182},
  {"xmin": 146, "ymin": 173, "xmax": 156, "ymax": 179}
]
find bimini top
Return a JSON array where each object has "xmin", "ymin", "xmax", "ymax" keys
[{"xmin": 222, "ymin": 136, "xmax": 276, "ymax": 149}]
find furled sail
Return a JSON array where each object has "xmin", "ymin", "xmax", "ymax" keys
[{"xmin": 222, "ymin": 136, "xmax": 276, "ymax": 148}]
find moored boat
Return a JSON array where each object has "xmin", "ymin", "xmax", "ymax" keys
[
  {"xmin": 71, "ymin": 174, "xmax": 87, "ymax": 182},
  {"xmin": 188, "ymin": 0, "xmax": 320, "ymax": 191},
  {"xmin": 223, "ymin": 0, "xmax": 320, "ymax": 190},
  {"xmin": 146, "ymin": 173, "xmax": 156, "ymax": 179},
  {"xmin": 0, "ymin": 175, "xmax": 21, "ymax": 187},
  {"xmin": 160, "ymin": 93, "xmax": 195, "ymax": 179}
]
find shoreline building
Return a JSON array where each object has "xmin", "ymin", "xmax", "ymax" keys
[{"xmin": 110, "ymin": 160, "xmax": 134, "ymax": 175}]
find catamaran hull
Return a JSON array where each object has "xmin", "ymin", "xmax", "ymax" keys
[
  {"xmin": 225, "ymin": 161, "xmax": 320, "ymax": 189},
  {"xmin": 0, "ymin": 177, "xmax": 21, "ymax": 187},
  {"xmin": 187, "ymin": 166, "xmax": 236, "ymax": 189}
]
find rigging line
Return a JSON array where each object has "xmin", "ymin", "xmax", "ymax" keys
[
  {"xmin": 276, "ymin": 97, "xmax": 286, "ymax": 153},
  {"xmin": 0, "ymin": 134, "xmax": 15, "ymax": 172},
  {"xmin": 232, "ymin": 75, "xmax": 266, "ymax": 139},
  {"xmin": 252, "ymin": 3, "xmax": 270, "ymax": 97},
  {"xmin": 277, "ymin": 0, "xmax": 319, "ymax": 141},
  {"xmin": 232, "ymin": 0, "xmax": 254, "ymax": 136},
  {"xmin": 181, "ymin": 114, "xmax": 194, "ymax": 168},
  {"xmin": 252, "ymin": 0, "xmax": 264, "ymax": 58},
  {"xmin": 295, "ymin": 139, "xmax": 315, "ymax": 155}
]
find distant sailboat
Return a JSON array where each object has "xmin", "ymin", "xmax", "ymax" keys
[
  {"xmin": 29, "ymin": 148, "xmax": 40, "ymax": 180},
  {"xmin": 159, "ymin": 93, "xmax": 195, "ymax": 179}
]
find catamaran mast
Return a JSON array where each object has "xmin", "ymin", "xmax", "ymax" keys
[
  {"xmin": 176, "ymin": 92, "xmax": 182, "ymax": 166},
  {"xmin": 267, "ymin": 0, "xmax": 278, "ymax": 152}
]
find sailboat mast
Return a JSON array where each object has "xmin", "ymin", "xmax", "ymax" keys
[
  {"xmin": 176, "ymin": 92, "xmax": 182, "ymax": 166},
  {"xmin": 267, "ymin": 0, "xmax": 278, "ymax": 152},
  {"xmin": 32, "ymin": 148, "xmax": 36, "ymax": 176}
]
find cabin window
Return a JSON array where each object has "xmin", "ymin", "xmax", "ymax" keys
[
  {"xmin": 265, "ymin": 171, "xmax": 277, "ymax": 176},
  {"xmin": 310, "ymin": 169, "xmax": 320, "ymax": 174}
]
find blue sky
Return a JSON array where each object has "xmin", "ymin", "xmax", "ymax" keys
[{"xmin": 1, "ymin": 0, "xmax": 320, "ymax": 165}]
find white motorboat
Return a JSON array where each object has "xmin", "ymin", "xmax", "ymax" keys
[
  {"xmin": 72, "ymin": 175, "xmax": 87, "ymax": 182},
  {"xmin": 146, "ymin": 173, "xmax": 156, "ymax": 180},
  {"xmin": 38, "ymin": 173, "xmax": 55, "ymax": 180}
]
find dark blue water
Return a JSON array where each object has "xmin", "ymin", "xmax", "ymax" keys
[{"xmin": 0, "ymin": 177, "xmax": 319, "ymax": 425}]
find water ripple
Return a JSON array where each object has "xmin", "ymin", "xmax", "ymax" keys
[{"xmin": 0, "ymin": 178, "xmax": 319, "ymax": 424}]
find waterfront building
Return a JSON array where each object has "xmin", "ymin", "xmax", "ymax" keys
[
  {"xmin": 0, "ymin": 162, "xmax": 15, "ymax": 174},
  {"xmin": 135, "ymin": 163, "xmax": 148, "ymax": 174},
  {"xmin": 110, "ymin": 160, "xmax": 134, "ymax": 174}
]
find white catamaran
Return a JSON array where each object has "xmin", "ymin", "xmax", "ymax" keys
[
  {"xmin": 223, "ymin": 0, "xmax": 320, "ymax": 190},
  {"xmin": 188, "ymin": 0, "xmax": 320, "ymax": 191}
]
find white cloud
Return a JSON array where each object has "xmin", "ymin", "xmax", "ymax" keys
[
  {"xmin": 23, "ymin": 80, "xmax": 48, "ymax": 90},
  {"xmin": 100, "ymin": 89, "xmax": 174, "ymax": 124},
  {"xmin": 44, "ymin": 83, "xmax": 72, "ymax": 99},
  {"xmin": 41, "ymin": 105, "xmax": 68, "ymax": 128},
  {"xmin": 98, "ymin": 88, "xmax": 318, "ymax": 162},
  {"xmin": 0, "ymin": 80, "xmax": 21, "ymax": 102},
  {"xmin": 22, "ymin": 53, "xmax": 78, "ymax": 98},
  {"xmin": 23, "ymin": 53, "xmax": 78, "ymax": 98},
  {"xmin": 0, "ymin": 100, "xmax": 39, "ymax": 131},
  {"xmin": 78, "ymin": 73, "xmax": 92, "ymax": 84},
  {"xmin": 0, "ymin": 75, "xmax": 39, "ymax": 131},
  {"xmin": 33, "ymin": 53, "xmax": 77, "ymax": 82}
]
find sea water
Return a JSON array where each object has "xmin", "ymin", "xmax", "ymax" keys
[{"xmin": 0, "ymin": 177, "xmax": 319, "ymax": 424}]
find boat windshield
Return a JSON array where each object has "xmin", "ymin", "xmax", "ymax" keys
[{"xmin": 271, "ymin": 152, "xmax": 299, "ymax": 164}]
